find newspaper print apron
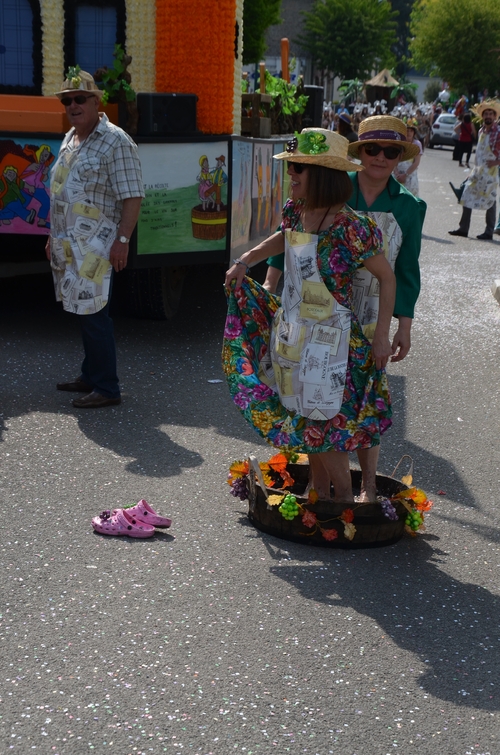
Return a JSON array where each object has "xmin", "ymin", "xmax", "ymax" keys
[
  {"xmin": 269, "ymin": 229, "xmax": 351, "ymax": 421},
  {"xmin": 352, "ymin": 211, "xmax": 402, "ymax": 341},
  {"xmin": 49, "ymin": 143, "xmax": 116, "ymax": 315},
  {"xmin": 461, "ymin": 130, "xmax": 498, "ymax": 210}
]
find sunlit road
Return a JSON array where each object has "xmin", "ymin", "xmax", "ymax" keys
[{"xmin": 1, "ymin": 145, "xmax": 499, "ymax": 755}]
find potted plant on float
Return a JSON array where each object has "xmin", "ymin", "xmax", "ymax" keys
[{"xmin": 93, "ymin": 45, "xmax": 138, "ymax": 134}]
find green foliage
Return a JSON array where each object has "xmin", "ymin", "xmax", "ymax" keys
[
  {"xmin": 298, "ymin": 0, "xmax": 398, "ymax": 80},
  {"xmin": 93, "ymin": 44, "xmax": 136, "ymax": 105},
  {"xmin": 338, "ymin": 78, "xmax": 365, "ymax": 104},
  {"xmin": 390, "ymin": 0, "xmax": 416, "ymax": 75},
  {"xmin": 257, "ymin": 70, "xmax": 308, "ymax": 116},
  {"xmin": 390, "ymin": 76, "xmax": 418, "ymax": 103},
  {"xmin": 256, "ymin": 71, "xmax": 308, "ymax": 134},
  {"xmin": 243, "ymin": 0, "xmax": 282, "ymax": 65},
  {"xmin": 410, "ymin": 0, "xmax": 500, "ymax": 96}
]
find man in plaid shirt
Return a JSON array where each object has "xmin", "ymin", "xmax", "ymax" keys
[
  {"xmin": 449, "ymin": 100, "xmax": 500, "ymax": 241},
  {"xmin": 47, "ymin": 70, "xmax": 144, "ymax": 408}
]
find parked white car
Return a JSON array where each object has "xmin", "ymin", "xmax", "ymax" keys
[{"xmin": 429, "ymin": 114, "xmax": 458, "ymax": 147}]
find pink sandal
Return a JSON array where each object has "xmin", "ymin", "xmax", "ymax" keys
[
  {"xmin": 92, "ymin": 508, "xmax": 155, "ymax": 538},
  {"xmin": 121, "ymin": 499, "xmax": 172, "ymax": 528}
]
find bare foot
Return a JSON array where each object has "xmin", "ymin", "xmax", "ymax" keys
[{"xmin": 357, "ymin": 488, "xmax": 377, "ymax": 503}]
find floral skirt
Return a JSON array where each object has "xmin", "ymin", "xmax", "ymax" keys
[{"xmin": 222, "ymin": 277, "xmax": 392, "ymax": 454}]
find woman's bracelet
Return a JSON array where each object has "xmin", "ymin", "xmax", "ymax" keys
[{"xmin": 233, "ymin": 257, "xmax": 250, "ymax": 273}]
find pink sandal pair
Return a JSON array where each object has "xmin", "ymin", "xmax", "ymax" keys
[{"xmin": 92, "ymin": 499, "xmax": 172, "ymax": 538}]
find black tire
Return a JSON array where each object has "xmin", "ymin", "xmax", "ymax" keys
[
  {"xmin": 126, "ymin": 266, "xmax": 186, "ymax": 319},
  {"xmin": 428, "ymin": 141, "xmax": 434, "ymax": 149}
]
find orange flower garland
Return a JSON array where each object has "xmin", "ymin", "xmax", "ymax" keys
[{"xmin": 155, "ymin": 0, "xmax": 237, "ymax": 134}]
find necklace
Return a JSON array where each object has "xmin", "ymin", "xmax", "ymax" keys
[{"xmin": 299, "ymin": 205, "xmax": 332, "ymax": 233}]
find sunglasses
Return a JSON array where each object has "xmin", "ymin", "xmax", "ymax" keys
[
  {"xmin": 60, "ymin": 94, "xmax": 95, "ymax": 106},
  {"xmin": 362, "ymin": 144, "xmax": 403, "ymax": 160},
  {"xmin": 287, "ymin": 161, "xmax": 307, "ymax": 173}
]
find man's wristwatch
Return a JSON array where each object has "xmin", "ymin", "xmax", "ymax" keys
[{"xmin": 117, "ymin": 235, "xmax": 130, "ymax": 244}]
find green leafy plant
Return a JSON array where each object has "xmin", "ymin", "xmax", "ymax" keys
[
  {"xmin": 390, "ymin": 76, "xmax": 418, "ymax": 104},
  {"xmin": 338, "ymin": 78, "xmax": 365, "ymax": 104},
  {"xmin": 94, "ymin": 44, "xmax": 136, "ymax": 105},
  {"xmin": 256, "ymin": 70, "xmax": 308, "ymax": 134}
]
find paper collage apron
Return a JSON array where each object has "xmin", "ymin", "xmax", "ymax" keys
[
  {"xmin": 266, "ymin": 229, "xmax": 352, "ymax": 421},
  {"xmin": 49, "ymin": 145, "xmax": 116, "ymax": 315},
  {"xmin": 461, "ymin": 130, "xmax": 499, "ymax": 210},
  {"xmin": 352, "ymin": 211, "xmax": 402, "ymax": 341}
]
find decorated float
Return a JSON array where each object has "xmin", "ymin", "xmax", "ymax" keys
[{"xmin": 0, "ymin": 0, "xmax": 300, "ymax": 317}]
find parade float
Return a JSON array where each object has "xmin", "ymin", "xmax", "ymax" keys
[{"xmin": 0, "ymin": 0, "xmax": 293, "ymax": 317}]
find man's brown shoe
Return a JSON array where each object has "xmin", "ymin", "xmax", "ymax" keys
[
  {"xmin": 72, "ymin": 391, "xmax": 121, "ymax": 408},
  {"xmin": 57, "ymin": 379, "xmax": 93, "ymax": 392}
]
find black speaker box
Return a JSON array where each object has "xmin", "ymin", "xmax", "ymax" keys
[
  {"xmin": 136, "ymin": 92, "xmax": 198, "ymax": 136},
  {"xmin": 302, "ymin": 85, "xmax": 324, "ymax": 129}
]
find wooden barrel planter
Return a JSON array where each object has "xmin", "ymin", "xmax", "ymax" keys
[
  {"xmin": 247, "ymin": 462, "xmax": 410, "ymax": 549},
  {"xmin": 191, "ymin": 205, "xmax": 227, "ymax": 240}
]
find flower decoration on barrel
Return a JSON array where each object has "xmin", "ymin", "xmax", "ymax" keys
[{"xmin": 227, "ymin": 453, "xmax": 434, "ymax": 543}]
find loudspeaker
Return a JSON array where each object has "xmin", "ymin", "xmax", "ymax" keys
[
  {"xmin": 302, "ymin": 85, "xmax": 324, "ymax": 129},
  {"xmin": 136, "ymin": 92, "xmax": 198, "ymax": 136}
]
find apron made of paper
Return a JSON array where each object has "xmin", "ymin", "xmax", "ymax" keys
[
  {"xmin": 268, "ymin": 229, "xmax": 351, "ymax": 421},
  {"xmin": 461, "ymin": 130, "xmax": 498, "ymax": 211},
  {"xmin": 352, "ymin": 211, "xmax": 402, "ymax": 341},
  {"xmin": 49, "ymin": 145, "xmax": 116, "ymax": 315}
]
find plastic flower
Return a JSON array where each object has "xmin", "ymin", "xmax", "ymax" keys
[
  {"xmin": 414, "ymin": 497, "xmax": 433, "ymax": 512},
  {"xmin": 340, "ymin": 508, "xmax": 354, "ymax": 523},
  {"xmin": 268, "ymin": 494, "xmax": 283, "ymax": 507},
  {"xmin": 302, "ymin": 510, "xmax": 317, "ymax": 528},
  {"xmin": 228, "ymin": 460, "xmax": 249, "ymax": 482},
  {"xmin": 321, "ymin": 528, "xmax": 338, "ymax": 541},
  {"xmin": 343, "ymin": 522, "xmax": 356, "ymax": 541},
  {"xmin": 307, "ymin": 488, "xmax": 319, "ymax": 504}
]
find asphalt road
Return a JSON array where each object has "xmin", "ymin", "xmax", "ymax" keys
[{"xmin": 1, "ymin": 146, "xmax": 499, "ymax": 755}]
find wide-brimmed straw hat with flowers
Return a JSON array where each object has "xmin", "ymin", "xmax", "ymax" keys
[
  {"xmin": 55, "ymin": 69, "xmax": 103, "ymax": 100},
  {"xmin": 274, "ymin": 128, "xmax": 363, "ymax": 172},
  {"xmin": 348, "ymin": 115, "xmax": 420, "ymax": 160},
  {"xmin": 472, "ymin": 99, "xmax": 500, "ymax": 119}
]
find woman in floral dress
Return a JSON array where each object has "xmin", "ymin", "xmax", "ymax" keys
[{"xmin": 223, "ymin": 128, "xmax": 396, "ymax": 502}]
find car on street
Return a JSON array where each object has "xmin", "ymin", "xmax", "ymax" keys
[{"xmin": 429, "ymin": 114, "xmax": 458, "ymax": 147}]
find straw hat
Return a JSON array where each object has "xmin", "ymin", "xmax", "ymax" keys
[
  {"xmin": 55, "ymin": 70, "xmax": 103, "ymax": 100},
  {"xmin": 348, "ymin": 115, "xmax": 420, "ymax": 160},
  {"xmin": 472, "ymin": 99, "xmax": 500, "ymax": 119},
  {"xmin": 274, "ymin": 128, "xmax": 363, "ymax": 172}
]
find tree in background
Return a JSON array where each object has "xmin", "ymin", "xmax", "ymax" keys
[
  {"xmin": 410, "ymin": 0, "xmax": 500, "ymax": 98},
  {"xmin": 243, "ymin": 0, "xmax": 282, "ymax": 64},
  {"xmin": 298, "ymin": 0, "xmax": 397, "ymax": 81},
  {"xmin": 390, "ymin": 0, "xmax": 416, "ymax": 77}
]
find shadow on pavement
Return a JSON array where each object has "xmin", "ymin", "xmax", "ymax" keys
[{"xmin": 243, "ymin": 525, "xmax": 500, "ymax": 711}]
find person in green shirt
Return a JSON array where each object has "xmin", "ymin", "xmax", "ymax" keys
[{"xmin": 264, "ymin": 116, "xmax": 426, "ymax": 501}]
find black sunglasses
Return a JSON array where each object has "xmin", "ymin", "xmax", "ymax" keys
[
  {"xmin": 362, "ymin": 144, "xmax": 403, "ymax": 160},
  {"xmin": 287, "ymin": 161, "xmax": 307, "ymax": 173},
  {"xmin": 60, "ymin": 94, "xmax": 95, "ymax": 106}
]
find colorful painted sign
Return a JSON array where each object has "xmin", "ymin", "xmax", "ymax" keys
[
  {"xmin": 0, "ymin": 137, "xmax": 61, "ymax": 235},
  {"xmin": 137, "ymin": 141, "xmax": 229, "ymax": 255}
]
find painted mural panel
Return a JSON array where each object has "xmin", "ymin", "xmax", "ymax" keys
[
  {"xmin": 231, "ymin": 138, "xmax": 252, "ymax": 249},
  {"xmin": 0, "ymin": 137, "xmax": 61, "ymax": 235},
  {"xmin": 137, "ymin": 141, "xmax": 229, "ymax": 255}
]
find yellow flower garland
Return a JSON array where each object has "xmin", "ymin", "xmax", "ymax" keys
[
  {"xmin": 40, "ymin": 0, "xmax": 65, "ymax": 96},
  {"xmin": 125, "ymin": 0, "xmax": 156, "ymax": 93}
]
